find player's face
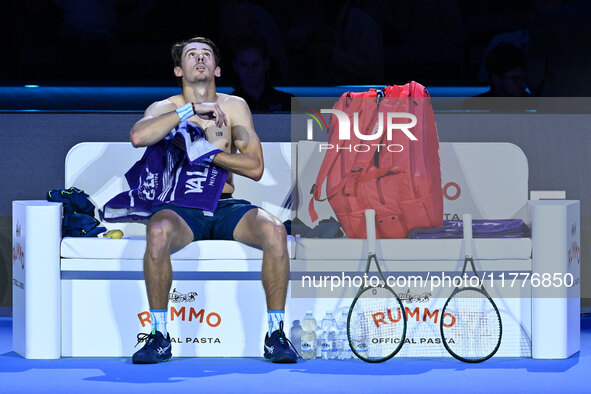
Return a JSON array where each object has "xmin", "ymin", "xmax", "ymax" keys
[{"xmin": 175, "ymin": 42, "xmax": 221, "ymax": 82}]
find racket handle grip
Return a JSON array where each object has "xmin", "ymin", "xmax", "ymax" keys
[
  {"xmin": 365, "ymin": 209, "xmax": 376, "ymax": 253},
  {"xmin": 463, "ymin": 213, "xmax": 473, "ymax": 256}
]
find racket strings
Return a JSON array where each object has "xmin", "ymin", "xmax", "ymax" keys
[
  {"xmin": 498, "ymin": 307, "xmax": 531, "ymax": 357},
  {"xmin": 349, "ymin": 287, "xmax": 406, "ymax": 360},
  {"xmin": 398, "ymin": 298, "xmax": 447, "ymax": 357},
  {"xmin": 441, "ymin": 291, "xmax": 501, "ymax": 361}
]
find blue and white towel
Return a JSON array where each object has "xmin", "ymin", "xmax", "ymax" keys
[{"xmin": 103, "ymin": 121, "xmax": 227, "ymax": 221}]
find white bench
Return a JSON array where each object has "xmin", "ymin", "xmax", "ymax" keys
[
  {"xmin": 293, "ymin": 141, "xmax": 580, "ymax": 359},
  {"xmin": 12, "ymin": 141, "xmax": 580, "ymax": 359}
]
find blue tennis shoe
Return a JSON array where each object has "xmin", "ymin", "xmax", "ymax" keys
[
  {"xmin": 264, "ymin": 321, "xmax": 299, "ymax": 363},
  {"xmin": 132, "ymin": 330, "xmax": 172, "ymax": 364}
]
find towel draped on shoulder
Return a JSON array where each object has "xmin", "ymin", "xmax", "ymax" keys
[{"xmin": 103, "ymin": 121, "xmax": 228, "ymax": 221}]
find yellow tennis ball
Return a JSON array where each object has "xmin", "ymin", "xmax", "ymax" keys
[{"xmin": 105, "ymin": 229, "xmax": 124, "ymax": 239}]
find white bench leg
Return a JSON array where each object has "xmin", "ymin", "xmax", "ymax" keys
[{"xmin": 12, "ymin": 201, "xmax": 62, "ymax": 359}]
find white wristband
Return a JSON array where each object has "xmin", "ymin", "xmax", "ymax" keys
[{"xmin": 176, "ymin": 103, "xmax": 194, "ymax": 121}]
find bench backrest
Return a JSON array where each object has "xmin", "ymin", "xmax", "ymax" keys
[
  {"xmin": 65, "ymin": 142, "xmax": 293, "ymax": 236},
  {"xmin": 65, "ymin": 141, "xmax": 528, "ymax": 236}
]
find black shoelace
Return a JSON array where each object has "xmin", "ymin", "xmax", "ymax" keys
[
  {"xmin": 276, "ymin": 321, "xmax": 301, "ymax": 358},
  {"xmin": 134, "ymin": 332, "xmax": 155, "ymax": 348}
]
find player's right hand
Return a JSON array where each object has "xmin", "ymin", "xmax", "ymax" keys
[{"xmin": 193, "ymin": 102, "xmax": 227, "ymax": 128}]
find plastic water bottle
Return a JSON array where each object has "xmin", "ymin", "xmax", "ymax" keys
[
  {"xmin": 352, "ymin": 312, "xmax": 368, "ymax": 359},
  {"xmin": 316, "ymin": 323, "xmax": 323, "ymax": 358},
  {"xmin": 321, "ymin": 312, "xmax": 338, "ymax": 360},
  {"xmin": 290, "ymin": 320, "xmax": 303, "ymax": 354},
  {"xmin": 300, "ymin": 312, "xmax": 317, "ymax": 360},
  {"xmin": 337, "ymin": 311, "xmax": 352, "ymax": 359}
]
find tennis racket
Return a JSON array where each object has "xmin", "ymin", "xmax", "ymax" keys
[
  {"xmin": 347, "ymin": 209, "xmax": 407, "ymax": 362},
  {"xmin": 440, "ymin": 213, "xmax": 502, "ymax": 362}
]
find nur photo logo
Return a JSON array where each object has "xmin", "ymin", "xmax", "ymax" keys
[{"xmin": 306, "ymin": 108, "xmax": 419, "ymax": 152}]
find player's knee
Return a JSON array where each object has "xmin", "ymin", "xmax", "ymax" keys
[
  {"xmin": 262, "ymin": 218, "xmax": 287, "ymax": 251},
  {"xmin": 147, "ymin": 218, "xmax": 172, "ymax": 239},
  {"xmin": 146, "ymin": 219, "xmax": 174, "ymax": 252}
]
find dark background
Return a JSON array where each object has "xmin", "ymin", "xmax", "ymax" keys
[{"xmin": 1, "ymin": 0, "xmax": 590, "ymax": 96}]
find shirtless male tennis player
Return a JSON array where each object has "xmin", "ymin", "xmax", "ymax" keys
[{"xmin": 130, "ymin": 37, "xmax": 297, "ymax": 364}]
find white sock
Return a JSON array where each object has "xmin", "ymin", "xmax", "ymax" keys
[
  {"xmin": 150, "ymin": 309, "xmax": 168, "ymax": 337},
  {"xmin": 268, "ymin": 310, "xmax": 285, "ymax": 336}
]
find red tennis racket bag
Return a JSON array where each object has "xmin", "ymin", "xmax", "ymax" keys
[{"xmin": 309, "ymin": 82, "xmax": 443, "ymax": 238}]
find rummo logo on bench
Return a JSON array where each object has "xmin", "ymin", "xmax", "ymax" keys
[
  {"xmin": 306, "ymin": 109, "xmax": 419, "ymax": 153},
  {"xmin": 138, "ymin": 307, "xmax": 221, "ymax": 328}
]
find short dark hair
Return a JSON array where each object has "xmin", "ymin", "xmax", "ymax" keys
[
  {"xmin": 485, "ymin": 42, "xmax": 525, "ymax": 80},
  {"xmin": 231, "ymin": 36, "xmax": 269, "ymax": 61},
  {"xmin": 171, "ymin": 36, "xmax": 221, "ymax": 68}
]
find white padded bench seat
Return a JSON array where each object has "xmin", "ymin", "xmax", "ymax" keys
[
  {"xmin": 295, "ymin": 238, "xmax": 532, "ymax": 261},
  {"xmin": 62, "ymin": 236, "xmax": 530, "ymax": 261},
  {"xmin": 61, "ymin": 236, "xmax": 295, "ymax": 260}
]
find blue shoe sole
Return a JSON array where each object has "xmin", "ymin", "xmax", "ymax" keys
[
  {"xmin": 265, "ymin": 354, "xmax": 298, "ymax": 363},
  {"xmin": 132, "ymin": 357, "xmax": 171, "ymax": 364}
]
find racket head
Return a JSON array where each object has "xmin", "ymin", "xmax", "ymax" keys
[
  {"xmin": 347, "ymin": 284, "xmax": 407, "ymax": 362},
  {"xmin": 440, "ymin": 287, "xmax": 502, "ymax": 363}
]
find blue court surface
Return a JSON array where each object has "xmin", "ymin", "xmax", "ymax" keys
[{"xmin": 1, "ymin": 316, "xmax": 589, "ymax": 393}]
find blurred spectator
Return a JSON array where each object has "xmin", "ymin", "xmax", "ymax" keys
[
  {"xmin": 218, "ymin": 1, "xmax": 289, "ymax": 83},
  {"xmin": 477, "ymin": 29, "xmax": 530, "ymax": 83},
  {"xmin": 476, "ymin": 0, "xmax": 564, "ymax": 83},
  {"xmin": 463, "ymin": 42, "xmax": 534, "ymax": 112},
  {"xmin": 476, "ymin": 42, "xmax": 530, "ymax": 97},
  {"xmin": 286, "ymin": 0, "xmax": 383, "ymax": 84},
  {"xmin": 230, "ymin": 37, "xmax": 294, "ymax": 112}
]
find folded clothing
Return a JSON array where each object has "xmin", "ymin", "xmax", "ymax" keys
[
  {"xmin": 47, "ymin": 187, "xmax": 106, "ymax": 237},
  {"xmin": 283, "ymin": 217, "xmax": 343, "ymax": 238},
  {"xmin": 408, "ymin": 219, "xmax": 530, "ymax": 239}
]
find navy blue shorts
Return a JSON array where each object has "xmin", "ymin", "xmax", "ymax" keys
[{"xmin": 151, "ymin": 198, "xmax": 258, "ymax": 241}]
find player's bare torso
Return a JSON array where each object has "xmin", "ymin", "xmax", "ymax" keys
[{"xmin": 165, "ymin": 93, "xmax": 240, "ymax": 194}]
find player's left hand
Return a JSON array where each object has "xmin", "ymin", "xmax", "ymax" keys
[{"xmin": 193, "ymin": 102, "xmax": 227, "ymax": 128}]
